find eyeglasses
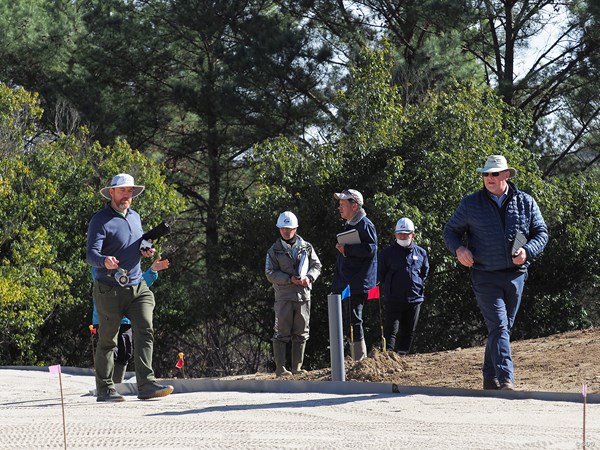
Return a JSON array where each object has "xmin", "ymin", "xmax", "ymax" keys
[{"xmin": 482, "ymin": 171, "xmax": 504, "ymax": 177}]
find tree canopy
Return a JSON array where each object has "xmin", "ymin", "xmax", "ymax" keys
[
  {"xmin": 0, "ymin": 83, "xmax": 185, "ymax": 365},
  {"xmin": 0, "ymin": 1, "xmax": 598, "ymax": 376}
]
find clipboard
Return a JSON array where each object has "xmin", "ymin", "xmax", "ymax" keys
[
  {"xmin": 337, "ymin": 229, "xmax": 361, "ymax": 245},
  {"xmin": 511, "ymin": 232, "xmax": 527, "ymax": 256},
  {"xmin": 298, "ymin": 253, "xmax": 308, "ymax": 277}
]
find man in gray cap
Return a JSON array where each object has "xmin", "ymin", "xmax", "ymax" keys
[
  {"xmin": 87, "ymin": 173, "xmax": 174, "ymax": 402},
  {"xmin": 332, "ymin": 189, "xmax": 378, "ymax": 361},
  {"xmin": 443, "ymin": 155, "xmax": 548, "ymax": 391}
]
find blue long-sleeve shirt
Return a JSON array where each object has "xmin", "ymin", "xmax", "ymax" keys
[{"xmin": 86, "ymin": 204, "xmax": 145, "ymax": 286}]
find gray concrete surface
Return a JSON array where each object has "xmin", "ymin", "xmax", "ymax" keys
[{"xmin": 1, "ymin": 367, "xmax": 599, "ymax": 449}]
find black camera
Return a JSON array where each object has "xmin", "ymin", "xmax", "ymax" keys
[
  {"xmin": 140, "ymin": 222, "xmax": 171, "ymax": 252},
  {"xmin": 115, "ymin": 268, "xmax": 129, "ymax": 287},
  {"xmin": 143, "ymin": 222, "xmax": 171, "ymax": 241}
]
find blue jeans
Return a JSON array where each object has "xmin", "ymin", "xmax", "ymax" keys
[{"xmin": 471, "ymin": 269, "xmax": 527, "ymax": 383}]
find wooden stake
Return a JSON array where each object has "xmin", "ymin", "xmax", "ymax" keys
[
  {"xmin": 89, "ymin": 325, "xmax": 96, "ymax": 371},
  {"xmin": 582, "ymin": 382, "xmax": 587, "ymax": 449},
  {"xmin": 49, "ymin": 365, "xmax": 67, "ymax": 450},
  {"xmin": 58, "ymin": 372, "xmax": 67, "ymax": 450}
]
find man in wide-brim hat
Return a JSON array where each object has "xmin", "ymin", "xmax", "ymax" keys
[
  {"xmin": 100, "ymin": 173, "xmax": 145, "ymax": 200},
  {"xmin": 87, "ymin": 173, "xmax": 174, "ymax": 402},
  {"xmin": 443, "ymin": 155, "xmax": 548, "ymax": 391}
]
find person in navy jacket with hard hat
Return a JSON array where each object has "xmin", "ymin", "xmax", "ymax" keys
[{"xmin": 379, "ymin": 217, "xmax": 429, "ymax": 355}]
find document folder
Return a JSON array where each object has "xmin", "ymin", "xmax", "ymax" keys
[{"xmin": 337, "ymin": 229, "xmax": 361, "ymax": 245}]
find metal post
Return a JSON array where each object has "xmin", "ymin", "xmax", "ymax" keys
[{"xmin": 328, "ymin": 293, "xmax": 345, "ymax": 382}]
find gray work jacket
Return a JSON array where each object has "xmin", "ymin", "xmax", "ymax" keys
[{"xmin": 265, "ymin": 235, "xmax": 322, "ymax": 302}]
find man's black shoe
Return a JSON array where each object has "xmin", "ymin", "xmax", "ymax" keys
[
  {"xmin": 499, "ymin": 380, "xmax": 515, "ymax": 390},
  {"xmin": 97, "ymin": 388, "xmax": 126, "ymax": 402},
  {"xmin": 137, "ymin": 381, "xmax": 174, "ymax": 400},
  {"xmin": 483, "ymin": 377, "xmax": 500, "ymax": 390}
]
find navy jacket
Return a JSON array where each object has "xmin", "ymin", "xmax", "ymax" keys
[
  {"xmin": 443, "ymin": 182, "xmax": 548, "ymax": 272},
  {"xmin": 332, "ymin": 215, "xmax": 378, "ymax": 294},
  {"xmin": 379, "ymin": 242, "xmax": 429, "ymax": 304}
]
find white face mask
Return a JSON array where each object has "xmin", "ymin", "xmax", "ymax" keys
[{"xmin": 396, "ymin": 238, "xmax": 412, "ymax": 247}]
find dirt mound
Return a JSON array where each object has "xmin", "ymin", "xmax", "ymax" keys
[
  {"xmin": 244, "ymin": 327, "xmax": 600, "ymax": 393},
  {"xmin": 346, "ymin": 350, "xmax": 408, "ymax": 382}
]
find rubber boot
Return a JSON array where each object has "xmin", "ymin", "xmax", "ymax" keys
[
  {"xmin": 291, "ymin": 341, "xmax": 307, "ymax": 374},
  {"xmin": 113, "ymin": 363, "xmax": 127, "ymax": 384},
  {"xmin": 353, "ymin": 339, "xmax": 367, "ymax": 361},
  {"xmin": 273, "ymin": 340, "xmax": 291, "ymax": 377}
]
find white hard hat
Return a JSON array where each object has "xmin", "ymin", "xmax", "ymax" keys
[
  {"xmin": 276, "ymin": 211, "xmax": 299, "ymax": 228},
  {"xmin": 395, "ymin": 217, "xmax": 415, "ymax": 233}
]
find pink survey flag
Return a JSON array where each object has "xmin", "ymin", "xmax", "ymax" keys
[
  {"xmin": 582, "ymin": 383, "xmax": 587, "ymax": 398},
  {"xmin": 48, "ymin": 364, "xmax": 61, "ymax": 374},
  {"xmin": 367, "ymin": 286, "xmax": 380, "ymax": 300}
]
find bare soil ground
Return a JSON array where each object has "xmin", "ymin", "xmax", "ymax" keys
[{"xmin": 242, "ymin": 327, "xmax": 600, "ymax": 394}]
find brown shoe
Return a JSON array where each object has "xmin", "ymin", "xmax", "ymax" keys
[
  {"xmin": 97, "ymin": 388, "xmax": 125, "ymax": 402},
  {"xmin": 499, "ymin": 380, "xmax": 515, "ymax": 390},
  {"xmin": 483, "ymin": 377, "xmax": 500, "ymax": 390},
  {"xmin": 137, "ymin": 381, "xmax": 174, "ymax": 400}
]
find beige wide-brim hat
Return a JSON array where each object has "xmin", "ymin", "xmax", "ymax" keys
[
  {"xmin": 100, "ymin": 174, "xmax": 145, "ymax": 199},
  {"xmin": 476, "ymin": 155, "xmax": 517, "ymax": 177}
]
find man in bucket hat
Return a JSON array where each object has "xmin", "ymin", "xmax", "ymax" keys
[
  {"xmin": 87, "ymin": 173, "xmax": 174, "ymax": 402},
  {"xmin": 443, "ymin": 155, "xmax": 548, "ymax": 391}
]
